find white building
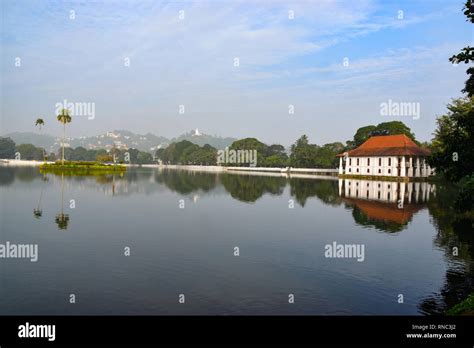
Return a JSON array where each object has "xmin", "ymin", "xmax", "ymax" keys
[{"xmin": 337, "ymin": 134, "xmax": 433, "ymax": 179}]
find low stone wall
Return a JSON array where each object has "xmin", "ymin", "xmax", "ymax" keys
[
  {"xmin": 156, "ymin": 165, "xmax": 226, "ymax": 172},
  {"xmin": 0, "ymin": 159, "xmax": 54, "ymax": 166}
]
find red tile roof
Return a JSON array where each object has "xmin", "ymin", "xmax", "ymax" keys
[{"xmin": 337, "ymin": 134, "xmax": 430, "ymax": 157}]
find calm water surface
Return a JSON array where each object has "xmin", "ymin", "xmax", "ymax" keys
[{"xmin": 0, "ymin": 167, "xmax": 472, "ymax": 315}]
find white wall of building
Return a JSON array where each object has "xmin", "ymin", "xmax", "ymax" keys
[{"xmin": 340, "ymin": 156, "xmax": 432, "ymax": 178}]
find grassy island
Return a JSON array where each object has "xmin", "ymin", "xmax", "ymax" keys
[{"xmin": 40, "ymin": 161, "xmax": 127, "ymax": 176}]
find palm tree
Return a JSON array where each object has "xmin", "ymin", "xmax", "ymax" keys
[
  {"xmin": 35, "ymin": 118, "xmax": 44, "ymax": 130},
  {"xmin": 57, "ymin": 109, "xmax": 72, "ymax": 164},
  {"xmin": 35, "ymin": 118, "xmax": 45, "ymax": 161}
]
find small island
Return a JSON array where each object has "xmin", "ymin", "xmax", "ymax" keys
[{"xmin": 40, "ymin": 161, "xmax": 126, "ymax": 176}]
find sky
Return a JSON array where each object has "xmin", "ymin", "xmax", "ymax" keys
[{"xmin": 1, "ymin": 0, "xmax": 473, "ymax": 146}]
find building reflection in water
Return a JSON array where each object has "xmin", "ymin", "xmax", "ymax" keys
[{"xmin": 338, "ymin": 178, "xmax": 435, "ymax": 230}]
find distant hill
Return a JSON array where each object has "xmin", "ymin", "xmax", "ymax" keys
[
  {"xmin": 171, "ymin": 129, "xmax": 236, "ymax": 149},
  {"xmin": 3, "ymin": 132, "xmax": 56, "ymax": 151},
  {"xmin": 3, "ymin": 129, "xmax": 236, "ymax": 152},
  {"xmin": 69, "ymin": 130, "xmax": 170, "ymax": 152}
]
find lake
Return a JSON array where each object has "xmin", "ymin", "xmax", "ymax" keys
[{"xmin": 0, "ymin": 166, "xmax": 472, "ymax": 315}]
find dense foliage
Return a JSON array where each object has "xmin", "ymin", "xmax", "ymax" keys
[
  {"xmin": 15, "ymin": 144, "xmax": 45, "ymax": 160},
  {"xmin": 449, "ymin": 1, "xmax": 474, "ymax": 97},
  {"xmin": 61, "ymin": 146, "xmax": 153, "ymax": 164},
  {"xmin": 346, "ymin": 121, "xmax": 417, "ymax": 148},
  {"xmin": 0, "ymin": 137, "xmax": 155, "ymax": 164},
  {"xmin": 227, "ymin": 138, "xmax": 289, "ymax": 167},
  {"xmin": 429, "ymin": 97, "xmax": 474, "ymax": 182},
  {"xmin": 155, "ymin": 140, "xmax": 217, "ymax": 165},
  {"xmin": 289, "ymin": 135, "xmax": 344, "ymax": 168},
  {"xmin": 0, "ymin": 137, "xmax": 16, "ymax": 159}
]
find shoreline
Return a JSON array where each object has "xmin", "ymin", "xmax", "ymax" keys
[
  {"xmin": 0, "ymin": 160, "xmax": 339, "ymax": 179},
  {"xmin": 1, "ymin": 160, "xmax": 432, "ymax": 182}
]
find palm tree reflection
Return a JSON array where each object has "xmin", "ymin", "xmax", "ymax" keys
[
  {"xmin": 55, "ymin": 173, "xmax": 70, "ymax": 230},
  {"xmin": 33, "ymin": 174, "xmax": 48, "ymax": 219}
]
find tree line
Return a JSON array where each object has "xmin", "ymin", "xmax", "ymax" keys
[
  {"xmin": 152, "ymin": 120, "xmax": 421, "ymax": 168},
  {"xmin": 0, "ymin": 137, "xmax": 155, "ymax": 164}
]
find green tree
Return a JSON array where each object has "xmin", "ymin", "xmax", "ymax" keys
[
  {"xmin": 35, "ymin": 118, "xmax": 46, "ymax": 161},
  {"xmin": 429, "ymin": 97, "xmax": 474, "ymax": 182},
  {"xmin": 227, "ymin": 138, "xmax": 290, "ymax": 167},
  {"xmin": 375, "ymin": 121, "xmax": 416, "ymax": 140},
  {"xmin": 48, "ymin": 152, "xmax": 57, "ymax": 162},
  {"xmin": 350, "ymin": 121, "xmax": 416, "ymax": 148},
  {"xmin": 290, "ymin": 135, "xmax": 319, "ymax": 168},
  {"xmin": 126, "ymin": 148, "xmax": 140, "ymax": 164},
  {"xmin": 263, "ymin": 144, "xmax": 288, "ymax": 167},
  {"xmin": 155, "ymin": 148, "xmax": 165, "ymax": 162},
  {"xmin": 449, "ymin": 1, "xmax": 474, "ymax": 97},
  {"xmin": 0, "ymin": 137, "xmax": 16, "ymax": 159},
  {"xmin": 353, "ymin": 125, "xmax": 377, "ymax": 147},
  {"xmin": 35, "ymin": 118, "xmax": 44, "ymax": 130},
  {"xmin": 137, "ymin": 151, "xmax": 153, "ymax": 164},
  {"xmin": 15, "ymin": 144, "xmax": 44, "ymax": 160},
  {"xmin": 57, "ymin": 109, "xmax": 72, "ymax": 164},
  {"xmin": 158, "ymin": 140, "xmax": 217, "ymax": 165},
  {"xmin": 69, "ymin": 146, "xmax": 88, "ymax": 161}
]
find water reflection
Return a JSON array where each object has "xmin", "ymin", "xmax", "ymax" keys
[
  {"xmin": 338, "ymin": 179, "xmax": 433, "ymax": 233},
  {"xmin": 220, "ymin": 174, "xmax": 286, "ymax": 203},
  {"xmin": 154, "ymin": 169, "xmax": 218, "ymax": 195},
  {"xmin": 420, "ymin": 184, "xmax": 474, "ymax": 314},
  {"xmin": 1, "ymin": 166, "xmax": 472, "ymax": 315},
  {"xmin": 55, "ymin": 173, "xmax": 70, "ymax": 230},
  {"xmin": 33, "ymin": 175, "xmax": 48, "ymax": 219},
  {"xmin": 289, "ymin": 178, "xmax": 340, "ymax": 207}
]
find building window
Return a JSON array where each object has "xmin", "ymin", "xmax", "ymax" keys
[
  {"xmin": 367, "ymin": 168, "xmax": 370, "ymax": 173},
  {"xmin": 367, "ymin": 158, "xmax": 370, "ymax": 165},
  {"xmin": 367, "ymin": 183, "xmax": 369, "ymax": 187},
  {"xmin": 378, "ymin": 191, "xmax": 381, "ymax": 199},
  {"xmin": 379, "ymin": 158, "xmax": 382, "ymax": 166},
  {"xmin": 388, "ymin": 158, "xmax": 392, "ymax": 166},
  {"xmin": 349, "ymin": 168, "xmax": 351, "ymax": 173},
  {"xmin": 349, "ymin": 158, "xmax": 352, "ymax": 165},
  {"xmin": 366, "ymin": 190, "xmax": 369, "ymax": 198},
  {"xmin": 378, "ymin": 169, "xmax": 381, "ymax": 174},
  {"xmin": 356, "ymin": 168, "xmax": 359, "ymax": 173},
  {"xmin": 357, "ymin": 158, "xmax": 359, "ymax": 165},
  {"xmin": 388, "ymin": 169, "xmax": 391, "ymax": 174}
]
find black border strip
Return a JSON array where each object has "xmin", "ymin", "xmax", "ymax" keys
[{"xmin": 0, "ymin": 315, "xmax": 473, "ymax": 345}]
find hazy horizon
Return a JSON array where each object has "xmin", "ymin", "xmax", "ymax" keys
[{"xmin": 1, "ymin": 0, "xmax": 472, "ymax": 147}]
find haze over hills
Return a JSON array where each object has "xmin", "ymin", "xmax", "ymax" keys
[
  {"xmin": 3, "ymin": 129, "xmax": 237, "ymax": 153},
  {"xmin": 170, "ymin": 129, "xmax": 237, "ymax": 150}
]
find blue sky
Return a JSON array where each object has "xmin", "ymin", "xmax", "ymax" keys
[{"xmin": 1, "ymin": 0, "xmax": 473, "ymax": 146}]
